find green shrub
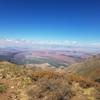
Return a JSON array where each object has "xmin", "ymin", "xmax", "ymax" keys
[{"xmin": 0, "ymin": 83, "xmax": 7, "ymax": 93}]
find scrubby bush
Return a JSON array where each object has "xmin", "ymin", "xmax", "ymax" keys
[
  {"xmin": 31, "ymin": 70, "xmax": 59, "ymax": 80},
  {"xmin": 0, "ymin": 83, "xmax": 7, "ymax": 93},
  {"xmin": 27, "ymin": 71, "xmax": 75, "ymax": 100}
]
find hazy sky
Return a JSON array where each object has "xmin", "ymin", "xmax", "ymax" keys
[{"xmin": 0, "ymin": 0, "xmax": 100, "ymax": 43}]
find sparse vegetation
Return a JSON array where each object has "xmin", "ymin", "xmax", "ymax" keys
[
  {"xmin": 27, "ymin": 78, "xmax": 75, "ymax": 100},
  {"xmin": 0, "ymin": 61, "xmax": 99, "ymax": 100},
  {"xmin": 67, "ymin": 55, "xmax": 100, "ymax": 82}
]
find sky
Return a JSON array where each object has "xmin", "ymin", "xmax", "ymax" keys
[{"xmin": 0, "ymin": 0, "xmax": 100, "ymax": 44}]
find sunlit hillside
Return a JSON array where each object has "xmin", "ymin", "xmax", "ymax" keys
[
  {"xmin": 0, "ymin": 60, "xmax": 100, "ymax": 100},
  {"xmin": 67, "ymin": 54, "xmax": 100, "ymax": 82}
]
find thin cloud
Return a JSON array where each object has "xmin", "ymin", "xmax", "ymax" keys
[{"xmin": 0, "ymin": 39, "xmax": 100, "ymax": 51}]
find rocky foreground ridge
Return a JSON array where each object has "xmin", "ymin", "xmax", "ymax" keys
[{"xmin": 0, "ymin": 59, "xmax": 100, "ymax": 100}]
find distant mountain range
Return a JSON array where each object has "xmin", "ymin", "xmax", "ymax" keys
[{"xmin": 0, "ymin": 48, "xmax": 92, "ymax": 67}]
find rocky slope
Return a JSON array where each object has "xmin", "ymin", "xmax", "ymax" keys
[
  {"xmin": 67, "ymin": 54, "xmax": 100, "ymax": 82},
  {"xmin": 0, "ymin": 61, "xmax": 100, "ymax": 100}
]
